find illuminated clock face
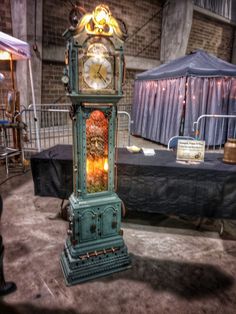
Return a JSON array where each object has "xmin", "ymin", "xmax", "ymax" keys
[
  {"xmin": 83, "ymin": 56, "xmax": 112, "ymax": 90},
  {"xmin": 87, "ymin": 43, "xmax": 108, "ymax": 55}
]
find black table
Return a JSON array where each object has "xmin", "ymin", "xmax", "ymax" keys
[{"xmin": 31, "ymin": 145, "xmax": 236, "ymax": 219}]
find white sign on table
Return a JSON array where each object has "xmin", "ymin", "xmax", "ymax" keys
[{"xmin": 177, "ymin": 140, "xmax": 205, "ymax": 162}]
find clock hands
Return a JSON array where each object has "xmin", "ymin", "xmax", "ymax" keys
[
  {"xmin": 97, "ymin": 72, "xmax": 107, "ymax": 84},
  {"xmin": 96, "ymin": 64, "xmax": 107, "ymax": 84},
  {"xmin": 85, "ymin": 57, "xmax": 111, "ymax": 89},
  {"xmin": 97, "ymin": 64, "xmax": 102, "ymax": 74}
]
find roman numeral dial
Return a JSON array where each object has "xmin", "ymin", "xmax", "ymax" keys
[{"xmin": 83, "ymin": 57, "xmax": 112, "ymax": 90}]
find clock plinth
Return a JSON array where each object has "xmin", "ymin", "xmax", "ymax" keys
[
  {"xmin": 61, "ymin": 193, "xmax": 131, "ymax": 285},
  {"xmin": 61, "ymin": 245, "xmax": 131, "ymax": 285},
  {"xmin": 60, "ymin": 4, "xmax": 131, "ymax": 285}
]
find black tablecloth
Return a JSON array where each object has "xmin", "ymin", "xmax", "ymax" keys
[{"xmin": 31, "ymin": 145, "xmax": 236, "ymax": 219}]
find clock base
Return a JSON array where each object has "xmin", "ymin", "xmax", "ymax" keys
[{"xmin": 60, "ymin": 242, "xmax": 131, "ymax": 285}]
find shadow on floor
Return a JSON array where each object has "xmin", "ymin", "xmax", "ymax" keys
[
  {"xmin": 125, "ymin": 210, "xmax": 208, "ymax": 229},
  {"xmin": 0, "ymin": 169, "xmax": 32, "ymax": 198},
  {"xmin": 124, "ymin": 211, "xmax": 236, "ymax": 239},
  {"xmin": 0, "ymin": 302, "xmax": 78, "ymax": 314},
  {"xmin": 104, "ymin": 253, "xmax": 234, "ymax": 300}
]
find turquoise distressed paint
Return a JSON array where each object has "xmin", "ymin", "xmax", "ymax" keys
[{"xmin": 60, "ymin": 6, "xmax": 131, "ymax": 285}]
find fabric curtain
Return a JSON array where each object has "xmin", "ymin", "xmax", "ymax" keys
[
  {"xmin": 184, "ymin": 77, "xmax": 236, "ymax": 145},
  {"xmin": 132, "ymin": 76, "xmax": 236, "ymax": 146},
  {"xmin": 227, "ymin": 78, "xmax": 236, "ymax": 138},
  {"xmin": 131, "ymin": 78, "xmax": 185, "ymax": 145}
]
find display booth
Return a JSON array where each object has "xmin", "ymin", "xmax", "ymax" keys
[
  {"xmin": 131, "ymin": 50, "xmax": 236, "ymax": 146},
  {"xmin": 0, "ymin": 31, "xmax": 40, "ymax": 151}
]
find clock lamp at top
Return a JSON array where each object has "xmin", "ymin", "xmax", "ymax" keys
[{"xmin": 62, "ymin": 4, "xmax": 127, "ymax": 99}]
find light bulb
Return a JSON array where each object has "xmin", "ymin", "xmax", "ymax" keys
[{"xmin": 104, "ymin": 159, "xmax": 108, "ymax": 172}]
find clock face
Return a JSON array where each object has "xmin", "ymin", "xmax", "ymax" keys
[
  {"xmin": 78, "ymin": 38, "xmax": 118, "ymax": 94},
  {"xmin": 83, "ymin": 56, "xmax": 112, "ymax": 90}
]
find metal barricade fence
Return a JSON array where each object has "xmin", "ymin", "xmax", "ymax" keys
[
  {"xmin": 22, "ymin": 104, "xmax": 72, "ymax": 152},
  {"xmin": 116, "ymin": 110, "xmax": 131, "ymax": 147},
  {"xmin": 0, "ymin": 105, "xmax": 16, "ymax": 149},
  {"xmin": 5, "ymin": 105, "xmax": 236, "ymax": 153},
  {"xmin": 17, "ymin": 104, "xmax": 131, "ymax": 153},
  {"xmin": 193, "ymin": 114, "xmax": 236, "ymax": 151}
]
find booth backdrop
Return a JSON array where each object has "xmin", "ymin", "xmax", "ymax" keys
[
  {"xmin": 0, "ymin": 31, "xmax": 40, "ymax": 151},
  {"xmin": 131, "ymin": 50, "xmax": 236, "ymax": 145}
]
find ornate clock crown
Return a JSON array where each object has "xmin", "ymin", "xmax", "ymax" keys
[
  {"xmin": 63, "ymin": 4, "xmax": 127, "ymax": 97},
  {"xmin": 74, "ymin": 4, "xmax": 128, "ymax": 40}
]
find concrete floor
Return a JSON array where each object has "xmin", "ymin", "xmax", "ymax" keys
[{"xmin": 0, "ymin": 161, "xmax": 236, "ymax": 313}]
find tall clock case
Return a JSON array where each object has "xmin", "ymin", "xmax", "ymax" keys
[{"xmin": 69, "ymin": 35, "xmax": 123, "ymax": 96}]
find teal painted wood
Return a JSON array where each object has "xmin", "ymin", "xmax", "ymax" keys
[
  {"xmin": 68, "ymin": 193, "xmax": 124, "ymax": 256},
  {"xmin": 61, "ymin": 245, "xmax": 131, "ymax": 285},
  {"xmin": 61, "ymin": 20, "xmax": 131, "ymax": 285}
]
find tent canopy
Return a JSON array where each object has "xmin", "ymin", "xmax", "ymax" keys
[
  {"xmin": 0, "ymin": 31, "xmax": 31, "ymax": 60},
  {"xmin": 132, "ymin": 50, "xmax": 236, "ymax": 146},
  {"xmin": 136, "ymin": 50, "xmax": 236, "ymax": 81}
]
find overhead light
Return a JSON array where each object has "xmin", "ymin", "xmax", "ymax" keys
[
  {"xmin": 0, "ymin": 50, "xmax": 11, "ymax": 60},
  {"xmin": 93, "ymin": 5, "xmax": 110, "ymax": 26},
  {"xmin": 0, "ymin": 72, "xmax": 5, "ymax": 82}
]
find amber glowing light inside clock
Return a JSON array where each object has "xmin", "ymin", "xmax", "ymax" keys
[
  {"xmin": 86, "ymin": 110, "xmax": 109, "ymax": 193},
  {"xmin": 104, "ymin": 158, "xmax": 108, "ymax": 171}
]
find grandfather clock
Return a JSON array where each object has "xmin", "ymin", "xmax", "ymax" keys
[{"xmin": 60, "ymin": 5, "xmax": 131, "ymax": 285}]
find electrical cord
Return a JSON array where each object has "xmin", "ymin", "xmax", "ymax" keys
[
  {"xmin": 0, "ymin": 168, "xmax": 30, "ymax": 186},
  {"xmin": 126, "ymin": 1, "xmax": 168, "ymax": 43}
]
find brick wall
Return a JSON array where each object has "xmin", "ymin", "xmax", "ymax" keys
[
  {"xmin": 0, "ymin": 0, "xmax": 12, "ymax": 34},
  {"xmin": 187, "ymin": 11, "xmax": 235, "ymax": 61},
  {"xmin": 41, "ymin": 61, "xmax": 69, "ymax": 104},
  {"xmin": 42, "ymin": 0, "xmax": 69, "ymax": 48},
  {"xmin": 105, "ymin": 0, "xmax": 162, "ymax": 59}
]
